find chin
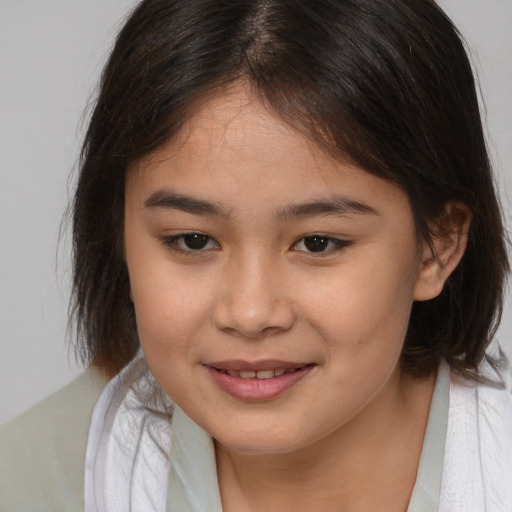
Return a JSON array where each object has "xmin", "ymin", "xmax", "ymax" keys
[{"xmin": 213, "ymin": 424, "xmax": 312, "ymax": 457}]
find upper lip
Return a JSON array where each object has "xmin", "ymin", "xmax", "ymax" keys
[{"xmin": 205, "ymin": 360, "xmax": 312, "ymax": 371}]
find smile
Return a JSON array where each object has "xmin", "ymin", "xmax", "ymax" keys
[
  {"xmin": 215, "ymin": 367, "xmax": 304, "ymax": 379},
  {"xmin": 205, "ymin": 363, "xmax": 316, "ymax": 401}
]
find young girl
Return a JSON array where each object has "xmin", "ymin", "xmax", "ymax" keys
[{"xmin": 1, "ymin": 1, "xmax": 510, "ymax": 511}]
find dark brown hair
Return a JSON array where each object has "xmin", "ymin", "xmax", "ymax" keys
[{"xmin": 72, "ymin": 0, "xmax": 509, "ymax": 377}]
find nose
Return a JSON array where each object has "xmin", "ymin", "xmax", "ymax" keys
[{"xmin": 213, "ymin": 254, "xmax": 296, "ymax": 339}]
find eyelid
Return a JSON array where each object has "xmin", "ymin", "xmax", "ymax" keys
[
  {"xmin": 291, "ymin": 235, "xmax": 352, "ymax": 254},
  {"xmin": 161, "ymin": 231, "xmax": 220, "ymax": 254},
  {"xmin": 160, "ymin": 232, "xmax": 351, "ymax": 257}
]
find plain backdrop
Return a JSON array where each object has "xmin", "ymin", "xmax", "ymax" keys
[{"xmin": 1, "ymin": 0, "xmax": 511, "ymax": 424}]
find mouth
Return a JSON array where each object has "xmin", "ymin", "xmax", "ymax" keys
[
  {"xmin": 204, "ymin": 362, "xmax": 316, "ymax": 401},
  {"xmin": 212, "ymin": 366, "xmax": 311, "ymax": 380}
]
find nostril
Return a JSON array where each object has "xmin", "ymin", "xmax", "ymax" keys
[
  {"xmin": 220, "ymin": 325, "xmax": 284, "ymax": 340},
  {"xmin": 212, "ymin": 299, "xmax": 295, "ymax": 338}
]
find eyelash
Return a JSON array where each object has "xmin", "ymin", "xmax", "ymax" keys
[
  {"xmin": 161, "ymin": 232, "xmax": 220, "ymax": 254},
  {"xmin": 291, "ymin": 235, "xmax": 352, "ymax": 255},
  {"xmin": 161, "ymin": 232, "xmax": 352, "ymax": 256}
]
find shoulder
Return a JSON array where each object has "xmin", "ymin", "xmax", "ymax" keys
[
  {"xmin": 0, "ymin": 366, "xmax": 109, "ymax": 512},
  {"xmin": 442, "ymin": 357, "xmax": 512, "ymax": 510},
  {"xmin": 449, "ymin": 354, "xmax": 512, "ymax": 398},
  {"xmin": 449, "ymin": 356, "xmax": 512, "ymax": 424}
]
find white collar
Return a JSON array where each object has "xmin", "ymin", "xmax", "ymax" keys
[{"xmin": 84, "ymin": 354, "xmax": 222, "ymax": 512}]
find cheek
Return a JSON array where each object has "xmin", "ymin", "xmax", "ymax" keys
[
  {"xmin": 130, "ymin": 279, "xmax": 207, "ymax": 404},
  {"xmin": 126, "ymin": 253, "xmax": 211, "ymax": 362},
  {"xmin": 132, "ymin": 283, "xmax": 202, "ymax": 351},
  {"xmin": 303, "ymin": 246, "xmax": 419, "ymax": 363}
]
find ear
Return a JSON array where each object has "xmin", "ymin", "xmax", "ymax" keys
[{"xmin": 413, "ymin": 202, "xmax": 472, "ymax": 301}]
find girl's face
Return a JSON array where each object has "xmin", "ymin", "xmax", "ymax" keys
[{"xmin": 125, "ymin": 86, "xmax": 432, "ymax": 456}]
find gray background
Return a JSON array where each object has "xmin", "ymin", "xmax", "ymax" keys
[{"xmin": 1, "ymin": 0, "xmax": 511, "ymax": 423}]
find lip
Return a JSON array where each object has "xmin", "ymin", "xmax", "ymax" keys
[
  {"xmin": 206, "ymin": 359, "xmax": 310, "ymax": 371},
  {"xmin": 205, "ymin": 362, "xmax": 316, "ymax": 401}
]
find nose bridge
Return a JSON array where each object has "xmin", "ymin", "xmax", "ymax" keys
[{"xmin": 214, "ymin": 249, "xmax": 294, "ymax": 337}]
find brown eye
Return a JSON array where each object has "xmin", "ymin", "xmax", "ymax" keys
[
  {"xmin": 162, "ymin": 232, "xmax": 220, "ymax": 253},
  {"xmin": 303, "ymin": 236, "xmax": 329, "ymax": 252},
  {"xmin": 182, "ymin": 233, "xmax": 210, "ymax": 250},
  {"xmin": 292, "ymin": 235, "xmax": 351, "ymax": 254}
]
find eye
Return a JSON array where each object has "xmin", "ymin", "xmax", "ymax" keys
[
  {"xmin": 162, "ymin": 232, "xmax": 220, "ymax": 252},
  {"xmin": 292, "ymin": 235, "xmax": 351, "ymax": 254}
]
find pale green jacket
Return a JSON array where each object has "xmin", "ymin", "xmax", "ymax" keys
[{"xmin": 0, "ymin": 368, "xmax": 108, "ymax": 511}]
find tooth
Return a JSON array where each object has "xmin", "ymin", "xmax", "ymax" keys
[
  {"xmin": 240, "ymin": 370, "xmax": 256, "ymax": 379},
  {"xmin": 227, "ymin": 370, "xmax": 239, "ymax": 377},
  {"xmin": 285, "ymin": 368, "xmax": 297, "ymax": 374},
  {"xmin": 274, "ymin": 368, "xmax": 286, "ymax": 377},
  {"xmin": 256, "ymin": 370, "xmax": 275, "ymax": 379}
]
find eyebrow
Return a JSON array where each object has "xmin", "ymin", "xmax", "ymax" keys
[
  {"xmin": 275, "ymin": 197, "xmax": 379, "ymax": 220},
  {"xmin": 144, "ymin": 191, "xmax": 230, "ymax": 217},
  {"xmin": 144, "ymin": 191, "xmax": 378, "ymax": 220}
]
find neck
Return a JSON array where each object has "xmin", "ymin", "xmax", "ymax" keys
[{"xmin": 215, "ymin": 370, "xmax": 436, "ymax": 512}]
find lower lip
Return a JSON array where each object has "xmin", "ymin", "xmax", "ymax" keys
[{"xmin": 205, "ymin": 365, "xmax": 315, "ymax": 401}]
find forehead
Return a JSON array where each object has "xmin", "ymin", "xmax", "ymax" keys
[
  {"xmin": 127, "ymin": 85, "xmax": 412, "ymax": 222},
  {"xmin": 144, "ymin": 85, "xmax": 329, "ymax": 175}
]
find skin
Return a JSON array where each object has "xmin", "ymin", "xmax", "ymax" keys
[{"xmin": 124, "ymin": 85, "xmax": 469, "ymax": 511}]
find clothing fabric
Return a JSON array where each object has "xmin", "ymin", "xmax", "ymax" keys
[
  {"xmin": 84, "ymin": 354, "xmax": 512, "ymax": 512},
  {"xmin": 1, "ymin": 357, "xmax": 511, "ymax": 512},
  {"xmin": 440, "ymin": 363, "xmax": 512, "ymax": 510},
  {"xmin": 84, "ymin": 356, "xmax": 221, "ymax": 512},
  {"xmin": 407, "ymin": 361, "xmax": 450, "ymax": 511},
  {"xmin": 84, "ymin": 354, "xmax": 450, "ymax": 512},
  {"xmin": 0, "ymin": 367, "xmax": 109, "ymax": 511}
]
